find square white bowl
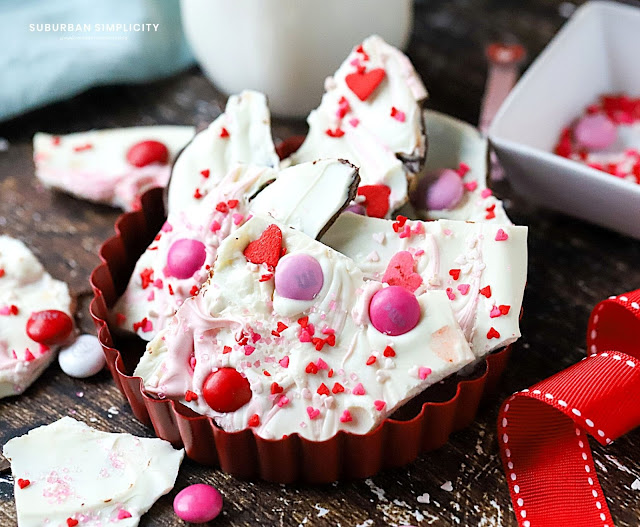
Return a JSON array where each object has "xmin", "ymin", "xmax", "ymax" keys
[{"xmin": 489, "ymin": 1, "xmax": 640, "ymax": 239}]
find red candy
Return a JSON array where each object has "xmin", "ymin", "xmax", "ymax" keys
[
  {"xmin": 126, "ymin": 140, "xmax": 169, "ymax": 167},
  {"xmin": 345, "ymin": 68, "xmax": 386, "ymax": 101},
  {"xmin": 243, "ymin": 224, "xmax": 283, "ymax": 268},
  {"xmin": 26, "ymin": 310, "xmax": 73, "ymax": 345},
  {"xmin": 202, "ymin": 368, "xmax": 251, "ymax": 412},
  {"xmin": 357, "ymin": 185, "xmax": 391, "ymax": 218}
]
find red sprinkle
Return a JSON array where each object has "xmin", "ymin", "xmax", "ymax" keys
[
  {"xmin": 193, "ymin": 188, "xmax": 203, "ymax": 199},
  {"xmin": 228, "ymin": 199, "xmax": 239, "ymax": 209},
  {"xmin": 276, "ymin": 322, "xmax": 288, "ymax": 333},
  {"xmin": 332, "ymin": 382, "xmax": 345, "ymax": 394},
  {"xmin": 325, "ymin": 128, "xmax": 345, "ymax": 138},
  {"xmin": 487, "ymin": 327, "xmax": 501, "ymax": 339},
  {"xmin": 297, "ymin": 316, "xmax": 309, "ymax": 328},
  {"xmin": 449, "ymin": 269, "xmax": 461, "ymax": 280},
  {"xmin": 216, "ymin": 202, "xmax": 229, "ymax": 213},
  {"xmin": 184, "ymin": 390, "xmax": 198, "ymax": 402},
  {"xmin": 219, "ymin": 127, "xmax": 230, "ymax": 138},
  {"xmin": 325, "ymin": 334, "xmax": 336, "ymax": 347},
  {"xmin": 17, "ymin": 478, "xmax": 30, "ymax": 489},
  {"xmin": 271, "ymin": 382, "xmax": 283, "ymax": 395},
  {"xmin": 189, "ymin": 285, "xmax": 199, "ymax": 296},
  {"xmin": 479, "ymin": 286, "xmax": 492, "ymax": 298},
  {"xmin": 139, "ymin": 268, "xmax": 154, "ymax": 289},
  {"xmin": 73, "ymin": 144, "xmax": 92, "ymax": 152},
  {"xmin": 383, "ymin": 346, "xmax": 396, "ymax": 358},
  {"xmin": 305, "ymin": 362, "xmax": 319, "ymax": 374},
  {"xmin": 248, "ymin": 414, "xmax": 260, "ymax": 427},
  {"xmin": 0, "ymin": 269, "xmax": 5, "ymax": 278},
  {"xmin": 317, "ymin": 383, "xmax": 330, "ymax": 396},
  {"xmin": 366, "ymin": 355, "xmax": 377, "ymax": 366},
  {"xmin": 200, "ymin": 169, "xmax": 210, "ymax": 178},
  {"xmin": 259, "ymin": 274, "xmax": 273, "ymax": 282},
  {"xmin": 67, "ymin": 519, "xmax": 79, "ymax": 527}
]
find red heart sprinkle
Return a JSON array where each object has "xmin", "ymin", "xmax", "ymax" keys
[
  {"xmin": 479, "ymin": 286, "xmax": 492, "ymax": 298},
  {"xmin": 271, "ymin": 382, "xmax": 283, "ymax": 395},
  {"xmin": 26, "ymin": 310, "xmax": 73, "ymax": 346},
  {"xmin": 382, "ymin": 251, "xmax": 423, "ymax": 292},
  {"xmin": 17, "ymin": 479, "xmax": 30, "ymax": 489},
  {"xmin": 0, "ymin": 269, "xmax": 5, "ymax": 278},
  {"xmin": 200, "ymin": 169, "xmax": 210, "ymax": 178},
  {"xmin": 219, "ymin": 127, "xmax": 230, "ymax": 138},
  {"xmin": 499, "ymin": 305, "xmax": 511, "ymax": 315},
  {"xmin": 317, "ymin": 383, "xmax": 330, "ymax": 396},
  {"xmin": 67, "ymin": 519, "xmax": 79, "ymax": 527},
  {"xmin": 357, "ymin": 185, "xmax": 391, "ymax": 218},
  {"xmin": 366, "ymin": 355, "xmax": 377, "ymax": 366},
  {"xmin": 126, "ymin": 140, "xmax": 169, "ymax": 167},
  {"xmin": 193, "ymin": 188, "xmax": 203, "ymax": 199},
  {"xmin": 228, "ymin": 199, "xmax": 239, "ymax": 209},
  {"xmin": 248, "ymin": 414, "xmax": 260, "ymax": 427},
  {"xmin": 383, "ymin": 346, "xmax": 396, "ymax": 358},
  {"xmin": 305, "ymin": 362, "xmax": 319, "ymax": 374},
  {"xmin": 184, "ymin": 390, "xmax": 198, "ymax": 402},
  {"xmin": 202, "ymin": 368, "xmax": 251, "ymax": 412},
  {"xmin": 243, "ymin": 224, "xmax": 283, "ymax": 268},
  {"xmin": 487, "ymin": 327, "xmax": 501, "ymax": 339},
  {"xmin": 449, "ymin": 269, "xmax": 461, "ymax": 280},
  {"xmin": 276, "ymin": 322, "xmax": 288, "ymax": 333},
  {"xmin": 297, "ymin": 316, "xmax": 309, "ymax": 328},
  {"xmin": 332, "ymin": 382, "xmax": 345, "ymax": 394},
  {"xmin": 345, "ymin": 68, "xmax": 386, "ymax": 101}
]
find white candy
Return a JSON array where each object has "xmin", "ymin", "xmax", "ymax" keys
[{"xmin": 58, "ymin": 334, "xmax": 106, "ymax": 378}]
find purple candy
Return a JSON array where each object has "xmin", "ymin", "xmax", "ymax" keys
[
  {"xmin": 173, "ymin": 484, "xmax": 223, "ymax": 523},
  {"xmin": 166, "ymin": 238, "xmax": 206, "ymax": 279},
  {"xmin": 275, "ymin": 253, "xmax": 324, "ymax": 300},
  {"xmin": 343, "ymin": 203, "xmax": 366, "ymax": 215},
  {"xmin": 368, "ymin": 286, "xmax": 421, "ymax": 336},
  {"xmin": 425, "ymin": 169, "xmax": 464, "ymax": 211},
  {"xmin": 574, "ymin": 113, "xmax": 617, "ymax": 151}
]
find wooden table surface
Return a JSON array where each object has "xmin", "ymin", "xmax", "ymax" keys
[{"xmin": 1, "ymin": 1, "xmax": 639, "ymax": 525}]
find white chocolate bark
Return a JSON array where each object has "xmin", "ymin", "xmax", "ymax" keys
[
  {"xmin": 135, "ymin": 215, "xmax": 474, "ymax": 441},
  {"xmin": 167, "ymin": 90, "xmax": 279, "ymax": 213},
  {"xmin": 321, "ymin": 213, "xmax": 527, "ymax": 357},
  {"xmin": 411, "ymin": 110, "xmax": 512, "ymax": 224},
  {"xmin": 34, "ymin": 126, "xmax": 194, "ymax": 211},
  {"xmin": 113, "ymin": 160, "xmax": 358, "ymax": 340},
  {"xmin": 0, "ymin": 236, "xmax": 72, "ymax": 398},
  {"xmin": 289, "ymin": 35, "xmax": 428, "ymax": 215},
  {"xmin": 3, "ymin": 417, "xmax": 184, "ymax": 527}
]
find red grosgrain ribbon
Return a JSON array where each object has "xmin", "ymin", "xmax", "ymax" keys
[{"xmin": 498, "ymin": 290, "xmax": 640, "ymax": 527}]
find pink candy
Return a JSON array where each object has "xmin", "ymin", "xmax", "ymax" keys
[
  {"xmin": 368, "ymin": 286, "xmax": 421, "ymax": 336},
  {"xmin": 275, "ymin": 254, "xmax": 324, "ymax": 301},
  {"xmin": 166, "ymin": 238, "xmax": 206, "ymax": 279},
  {"xmin": 173, "ymin": 484, "xmax": 223, "ymax": 523},
  {"xmin": 412, "ymin": 169, "xmax": 464, "ymax": 212},
  {"xmin": 574, "ymin": 113, "xmax": 617, "ymax": 151}
]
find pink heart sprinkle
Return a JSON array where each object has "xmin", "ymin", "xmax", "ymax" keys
[
  {"xmin": 457, "ymin": 162, "xmax": 470, "ymax": 177},
  {"xmin": 490, "ymin": 305, "xmax": 502, "ymax": 318},
  {"xmin": 418, "ymin": 367, "xmax": 432, "ymax": 380},
  {"xmin": 117, "ymin": 510, "xmax": 132, "ymax": 520},
  {"xmin": 210, "ymin": 220, "xmax": 221, "ymax": 232},
  {"xmin": 244, "ymin": 345, "xmax": 255, "ymax": 356},
  {"xmin": 495, "ymin": 229, "xmax": 509, "ymax": 241},
  {"xmin": 299, "ymin": 330, "xmax": 312, "ymax": 343},
  {"xmin": 24, "ymin": 349, "xmax": 35, "ymax": 362},
  {"xmin": 161, "ymin": 222, "xmax": 173, "ymax": 232},
  {"xmin": 340, "ymin": 410, "xmax": 353, "ymax": 423},
  {"xmin": 278, "ymin": 396, "xmax": 290, "ymax": 407},
  {"xmin": 147, "ymin": 290, "xmax": 155, "ymax": 301},
  {"xmin": 352, "ymin": 383, "xmax": 366, "ymax": 396},
  {"xmin": 481, "ymin": 188, "xmax": 493, "ymax": 198},
  {"xmin": 464, "ymin": 181, "xmax": 478, "ymax": 191},
  {"xmin": 307, "ymin": 406, "xmax": 320, "ymax": 419},
  {"xmin": 279, "ymin": 356, "xmax": 289, "ymax": 368},
  {"xmin": 316, "ymin": 358, "xmax": 329, "ymax": 370},
  {"xmin": 457, "ymin": 284, "xmax": 470, "ymax": 295},
  {"xmin": 232, "ymin": 213, "xmax": 244, "ymax": 225},
  {"xmin": 374, "ymin": 400, "xmax": 386, "ymax": 411},
  {"xmin": 446, "ymin": 288, "xmax": 456, "ymax": 301},
  {"xmin": 349, "ymin": 118, "xmax": 360, "ymax": 128}
]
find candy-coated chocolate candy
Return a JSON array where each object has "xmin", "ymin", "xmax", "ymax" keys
[
  {"xmin": 26, "ymin": 310, "xmax": 73, "ymax": 345},
  {"xmin": 58, "ymin": 335, "xmax": 106, "ymax": 378},
  {"xmin": 173, "ymin": 484, "xmax": 223, "ymax": 523},
  {"xmin": 369, "ymin": 286, "xmax": 421, "ymax": 336},
  {"xmin": 202, "ymin": 368, "xmax": 251, "ymax": 412},
  {"xmin": 166, "ymin": 239, "xmax": 206, "ymax": 279},
  {"xmin": 414, "ymin": 169, "xmax": 464, "ymax": 211},
  {"xmin": 574, "ymin": 114, "xmax": 617, "ymax": 151},
  {"xmin": 126, "ymin": 140, "xmax": 169, "ymax": 167},
  {"xmin": 343, "ymin": 203, "xmax": 366, "ymax": 215},
  {"xmin": 275, "ymin": 254, "xmax": 324, "ymax": 300}
]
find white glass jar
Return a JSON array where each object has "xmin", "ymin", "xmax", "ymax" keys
[{"xmin": 180, "ymin": 0, "xmax": 413, "ymax": 117}]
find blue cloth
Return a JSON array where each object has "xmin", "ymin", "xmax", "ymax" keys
[{"xmin": 0, "ymin": 0, "xmax": 195, "ymax": 122}]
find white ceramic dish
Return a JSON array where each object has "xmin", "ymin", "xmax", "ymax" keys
[{"xmin": 489, "ymin": 1, "xmax": 640, "ymax": 239}]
